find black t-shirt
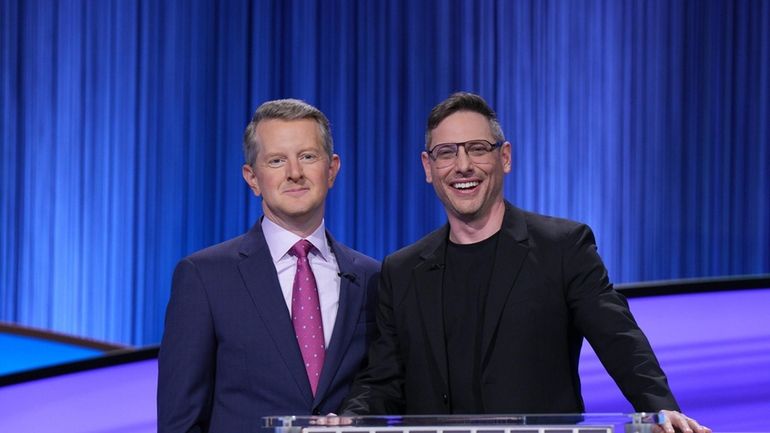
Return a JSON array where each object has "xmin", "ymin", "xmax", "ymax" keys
[{"xmin": 442, "ymin": 231, "xmax": 500, "ymax": 413}]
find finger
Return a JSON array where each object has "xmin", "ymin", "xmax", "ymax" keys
[
  {"xmin": 685, "ymin": 416, "xmax": 710, "ymax": 433},
  {"xmin": 669, "ymin": 413, "xmax": 693, "ymax": 433},
  {"xmin": 324, "ymin": 416, "xmax": 340, "ymax": 426},
  {"xmin": 658, "ymin": 411, "xmax": 675, "ymax": 433},
  {"xmin": 661, "ymin": 418, "xmax": 676, "ymax": 433},
  {"xmin": 312, "ymin": 415, "xmax": 337, "ymax": 426},
  {"xmin": 336, "ymin": 416, "xmax": 353, "ymax": 426}
]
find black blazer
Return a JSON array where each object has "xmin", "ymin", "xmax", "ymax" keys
[
  {"xmin": 158, "ymin": 221, "xmax": 380, "ymax": 433},
  {"xmin": 342, "ymin": 201, "xmax": 679, "ymax": 415}
]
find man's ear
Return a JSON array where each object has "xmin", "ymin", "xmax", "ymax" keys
[
  {"xmin": 501, "ymin": 141, "xmax": 512, "ymax": 174},
  {"xmin": 242, "ymin": 164, "xmax": 261, "ymax": 196},
  {"xmin": 421, "ymin": 152, "xmax": 433, "ymax": 184},
  {"xmin": 327, "ymin": 154, "xmax": 341, "ymax": 188}
]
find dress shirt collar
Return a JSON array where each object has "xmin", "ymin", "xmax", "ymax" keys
[{"xmin": 261, "ymin": 216, "xmax": 331, "ymax": 263}]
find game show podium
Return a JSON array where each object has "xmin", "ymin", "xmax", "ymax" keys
[{"xmin": 264, "ymin": 414, "xmax": 665, "ymax": 433}]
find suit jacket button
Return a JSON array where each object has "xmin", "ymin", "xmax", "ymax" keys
[
  {"xmin": 312, "ymin": 409, "xmax": 321, "ymax": 415},
  {"xmin": 442, "ymin": 394, "xmax": 448, "ymax": 404}
]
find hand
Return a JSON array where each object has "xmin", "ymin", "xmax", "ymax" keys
[
  {"xmin": 653, "ymin": 410, "xmax": 711, "ymax": 433},
  {"xmin": 311, "ymin": 414, "xmax": 353, "ymax": 426}
]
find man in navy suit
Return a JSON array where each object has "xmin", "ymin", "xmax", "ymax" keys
[{"xmin": 158, "ymin": 99, "xmax": 380, "ymax": 433}]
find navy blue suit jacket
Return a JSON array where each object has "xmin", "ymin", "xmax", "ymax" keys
[{"xmin": 158, "ymin": 221, "xmax": 380, "ymax": 433}]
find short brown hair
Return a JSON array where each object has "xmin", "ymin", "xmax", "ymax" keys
[
  {"xmin": 425, "ymin": 92, "xmax": 505, "ymax": 149},
  {"xmin": 243, "ymin": 99, "xmax": 333, "ymax": 166}
]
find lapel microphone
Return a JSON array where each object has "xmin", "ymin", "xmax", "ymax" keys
[{"xmin": 337, "ymin": 272, "xmax": 357, "ymax": 282}]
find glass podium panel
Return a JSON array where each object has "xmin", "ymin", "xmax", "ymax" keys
[{"xmin": 264, "ymin": 413, "xmax": 665, "ymax": 433}]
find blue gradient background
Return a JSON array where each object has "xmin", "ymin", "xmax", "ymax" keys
[
  {"xmin": 0, "ymin": 334, "xmax": 102, "ymax": 375},
  {"xmin": 1, "ymin": 0, "xmax": 768, "ymax": 346}
]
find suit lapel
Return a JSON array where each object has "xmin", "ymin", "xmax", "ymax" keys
[
  {"xmin": 413, "ymin": 227, "xmax": 450, "ymax": 389},
  {"xmin": 313, "ymin": 233, "xmax": 363, "ymax": 405},
  {"xmin": 480, "ymin": 202, "xmax": 530, "ymax": 363},
  {"xmin": 237, "ymin": 223, "xmax": 313, "ymax": 405}
]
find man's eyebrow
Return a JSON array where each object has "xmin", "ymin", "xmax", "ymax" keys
[{"xmin": 262, "ymin": 151, "xmax": 286, "ymax": 158}]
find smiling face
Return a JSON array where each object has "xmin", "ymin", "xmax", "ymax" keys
[
  {"xmin": 421, "ymin": 110, "xmax": 511, "ymax": 224},
  {"xmin": 242, "ymin": 118, "xmax": 340, "ymax": 234}
]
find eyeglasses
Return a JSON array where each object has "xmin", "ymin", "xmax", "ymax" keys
[{"xmin": 425, "ymin": 139, "xmax": 503, "ymax": 168}]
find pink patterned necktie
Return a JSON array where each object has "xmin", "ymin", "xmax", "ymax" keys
[{"xmin": 290, "ymin": 239, "xmax": 325, "ymax": 396}]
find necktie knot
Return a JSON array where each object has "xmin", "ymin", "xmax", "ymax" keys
[{"xmin": 290, "ymin": 239, "xmax": 314, "ymax": 260}]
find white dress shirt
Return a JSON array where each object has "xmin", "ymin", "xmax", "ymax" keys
[{"xmin": 261, "ymin": 216, "xmax": 340, "ymax": 347}]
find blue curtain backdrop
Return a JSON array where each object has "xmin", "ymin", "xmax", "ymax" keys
[{"xmin": 1, "ymin": 0, "xmax": 768, "ymax": 345}]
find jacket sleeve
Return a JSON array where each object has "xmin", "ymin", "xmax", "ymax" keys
[
  {"xmin": 563, "ymin": 223, "xmax": 681, "ymax": 412},
  {"xmin": 157, "ymin": 258, "xmax": 217, "ymax": 433},
  {"xmin": 340, "ymin": 255, "xmax": 406, "ymax": 415}
]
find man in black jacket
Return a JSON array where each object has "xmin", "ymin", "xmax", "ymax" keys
[{"xmin": 342, "ymin": 92, "xmax": 709, "ymax": 433}]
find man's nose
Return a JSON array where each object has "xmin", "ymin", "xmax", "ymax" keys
[
  {"xmin": 454, "ymin": 147, "xmax": 473, "ymax": 173},
  {"xmin": 286, "ymin": 158, "xmax": 303, "ymax": 181}
]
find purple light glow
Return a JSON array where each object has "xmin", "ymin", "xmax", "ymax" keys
[
  {"xmin": 0, "ymin": 359, "xmax": 157, "ymax": 433},
  {"xmin": 580, "ymin": 289, "xmax": 770, "ymax": 431}
]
